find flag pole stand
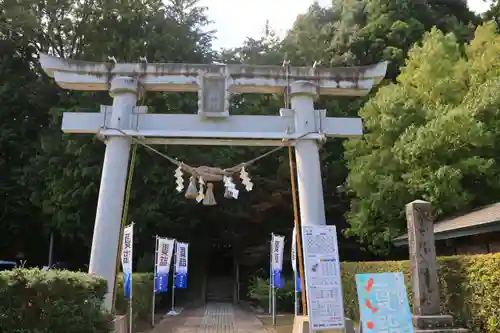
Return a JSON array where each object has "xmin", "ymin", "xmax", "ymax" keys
[
  {"xmin": 128, "ymin": 297, "xmax": 133, "ymax": 333},
  {"xmin": 166, "ymin": 287, "xmax": 178, "ymax": 316},
  {"xmin": 271, "ymin": 233, "xmax": 276, "ymax": 327},
  {"xmin": 128, "ymin": 222, "xmax": 135, "ymax": 333},
  {"xmin": 151, "ymin": 236, "xmax": 158, "ymax": 327},
  {"xmin": 272, "ymin": 285, "xmax": 277, "ymax": 326},
  {"xmin": 268, "ymin": 234, "xmax": 272, "ymax": 315},
  {"xmin": 167, "ymin": 240, "xmax": 178, "ymax": 316},
  {"xmin": 294, "ymin": 270, "xmax": 298, "ymax": 316}
]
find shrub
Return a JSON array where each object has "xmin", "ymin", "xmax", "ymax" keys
[
  {"xmin": 341, "ymin": 254, "xmax": 500, "ymax": 333},
  {"xmin": 115, "ymin": 272, "xmax": 156, "ymax": 324},
  {"xmin": 115, "ymin": 272, "xmax": 173, "ymax": 325},
  {"xmin": 247, "ymin": 254, "xmax": 500, "ymax": 333},
  {"xmin": 248, "ymin": 275, "xmax": 296, "ymax": 313},
  {"xmin": 0, "ymin": 268, "xmax": 112, "ymax": 333}
]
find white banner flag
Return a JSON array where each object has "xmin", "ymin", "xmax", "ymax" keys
[
  {"xmin": 271, "ymin": 234, "xmax": 285, "ymax": 288},
  {"xmin": 174, "ymin": 242, "xmax": 189, "ymax": 289},
  {"xmin": 291, "ymin": 227, "xmax": 301, "ymax": 293},
  {"xmin": 121, "ymin": 224, "xmax": 133, "ymax": 297},
  {"xmin": 155, "ymin": 238, "xmax": 175, "ymax": 293},
  {"xmin": 157, "ymin": 238, "xmax": 175, "ymax": 274},
  {"xmin": 271, "ymin": 234, "xmax": 285, "ymax": 271}
]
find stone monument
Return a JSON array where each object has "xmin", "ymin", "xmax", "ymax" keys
[{"xmin": 406, "ymin": 200, "xmax": 468, "ymax": 333}]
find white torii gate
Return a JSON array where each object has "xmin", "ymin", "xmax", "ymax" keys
[{"xmin": 39, "ymin": 54, "xmax": 387, "ymax": 310}]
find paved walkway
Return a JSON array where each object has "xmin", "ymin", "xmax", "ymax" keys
[{"xmin": 151, "ymin": 303, "xmax": 267, "ymax": 333}]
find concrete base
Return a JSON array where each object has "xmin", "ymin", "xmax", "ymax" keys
[
  {"xmin": 112, "ymin": 315, "xmax": 127, "ymax": 333},
  {"xmin": 414, "ymin": 315, "xmax": 453, "ymax": 329},
  {"xmin": 292, "ymin": 315, "xmax": 355, "ymax": 333},
  {"xmin": 413, "ymin": 315, "xmax": 468, "ymax": 333}
]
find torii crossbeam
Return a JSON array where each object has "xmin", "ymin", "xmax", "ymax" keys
[{"xmin": 39, "ymin": 54, "xmax": 387, "ymax": 310}]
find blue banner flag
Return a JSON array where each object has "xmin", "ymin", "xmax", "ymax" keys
[
  {"xmin": 155, "ymin": 272, "xmax": 169, "ymax": 292},
  {"xmin": 296, "ymin": 275, "xmax": 301, "ymax": 293},
  {"xmin": 123, "ymin": 272, "xmax": 132, "ymax": 297},
  {"xmin": 272, "ymin": 269, "xmax": 284, "ymax": 288}
]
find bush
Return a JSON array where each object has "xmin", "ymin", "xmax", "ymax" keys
[
  {"xmin": 248, "ymin": 254, "xmax": 500, "ymax": 333},
  {"xmin": 115, "ymin": 272, "xmax": 156, "ymax": 324},
  {"xmin": 341, "ymin": 254, "xmax": 500, "ymax": 333},
  {"xmin": 248, "ymin": 275, "xmax": 296, "ymax": 313},
  {"xmin": 0, "ymin": 268, "xmax": 112, "ymax": 333}
]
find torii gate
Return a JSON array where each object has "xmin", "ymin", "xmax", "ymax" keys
[{"xmin": 39, "ymin": 54, "xmax": 387, "ymax": 310}]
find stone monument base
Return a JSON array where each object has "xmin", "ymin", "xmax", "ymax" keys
[
  {"xmin": 413, "ymin": 315, "xmax": 469, "ymax": 333},
  {"xmin": 292, "ymin": 315, "xmax": 355, "ymax": 333}
]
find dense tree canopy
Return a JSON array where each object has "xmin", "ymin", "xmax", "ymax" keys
[
  {"xmin": 0, "ymin": 0, "xmax": 496, "ymax": 266},
  {"xmin": 345, "ymin": 21, "xmax": 500, "ymax": 250}
]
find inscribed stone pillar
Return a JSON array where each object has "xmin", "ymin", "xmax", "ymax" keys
[
  {"xmin": 405, "ymin": 200, "xmax": 470, "ymax": 332},
  {"xmin": 406, "ymin": 199, "xmax": 440, "ymax": 316}
]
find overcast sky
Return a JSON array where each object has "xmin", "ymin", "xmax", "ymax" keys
[{"xmin": 197, "ymin": 0, "xmax": 491, "ymax": 50}]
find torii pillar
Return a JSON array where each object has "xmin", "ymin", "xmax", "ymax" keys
[
  {"xmin": 39, "ymin": 54, "xmax": 387, "ymax": 311},
  {"xmin": 89, "ymin": 77, "xmax": 137, "ymax": 299},
  {"xmin": 290, "ymin": 81, "xmax": 327, "ymax": 226}
]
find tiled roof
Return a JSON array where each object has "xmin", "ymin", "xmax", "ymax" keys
[{"xmin": 394, "ymin": 202, "xmax": 500, "ymax": 241}]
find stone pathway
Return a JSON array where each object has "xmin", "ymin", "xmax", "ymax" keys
[{"xmin": 151, "ymin": 303, "xmax": 267, "ymax": 333}]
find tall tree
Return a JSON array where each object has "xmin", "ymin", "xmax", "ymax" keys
[
  {"xmin": 283, "ymin": 0, "xmax": 478, "ymax": 77},
  {"xmin": 1, "ymin": 0, "xmax": 218, "ymax": 264},
  {"xmin": 344, "ymin": 21, "xmax": 500, "ymax": 251}
]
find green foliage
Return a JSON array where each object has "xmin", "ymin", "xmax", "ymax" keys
[
  {"xmin": 248, "ymin": 254, "xmax": 500, "ymax": 333},
  {"xmin": 115, "ymin": 273, "xmax": 174, "ymax": 325},
  {"xmin": 345, "ymin": 21, "xmax": 500, "ymax": 251},
  {"xmin": 115, "ymin": 273, "xmax": 154, "ymax": 324},
  {"xmin": 247, "ymin": 275, "xmax": 296, "ymax": 313},
  {"xmin": 0, "ymin": 269, "xmax": 112, "ymax": 333},
  {"xmin": 283, "ymin": 0, "xmax": 477, "ymax": 73},
  {"xmin": 0, "ymin": 0, "xmax": 492, "ymax": 266},
  {"xmin": 342, "ymin": 254, "xmax": 500, "ymax": 333}
]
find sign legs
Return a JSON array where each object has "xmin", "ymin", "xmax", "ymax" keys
[{"xmin": 88, "ymin": 77, "xmax": 138, "ymax": 310}]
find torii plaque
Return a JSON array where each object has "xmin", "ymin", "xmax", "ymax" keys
[{"xmin": 40, "ymin": 54, "xmax": 387, "ymax": 310}]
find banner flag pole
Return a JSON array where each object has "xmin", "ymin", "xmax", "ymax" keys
[{"xmin": 151, "ymin": 235, "xmax": 158, "ymax": 327}]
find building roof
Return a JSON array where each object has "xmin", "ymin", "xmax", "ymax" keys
[{"xmin": 393, "ymin": 202, "xmax": 500, "ymax": 246}]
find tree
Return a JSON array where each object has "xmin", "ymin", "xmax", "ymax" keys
[
  {"xmin": 1, "ymin": 0, "xmax": 218, "ymax": 264},
  {"xmin": 283, "ymin": 0, "xmax": 478, "ymax": 78},
  {"xmin": 344, "ymin": 21, "xmax": 500, "ymax": 251}
]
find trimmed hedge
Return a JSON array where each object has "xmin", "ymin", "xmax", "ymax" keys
[
  {"xmin": 248, "ymin": 253, "xmax": 500, "ymax": 333},
  {"xmin": 115, "ymin": 272, "xmax": 156, "ymax": 323},
  {"xmin": 0, "ymin": 268, "xmax": 113, "ymax": 333},
  {"xmin": 115, "ymin": 273, "xmax": 193, "ymax": 325}
]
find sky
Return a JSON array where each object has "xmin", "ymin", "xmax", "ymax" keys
[{"xmin": 198, "ymin": 0, "xmax": 492, "ymax": 50}]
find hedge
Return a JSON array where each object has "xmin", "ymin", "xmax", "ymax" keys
[
  {"xmin": 248, "ymin": 275, "xmax": 296, "ymax": 313},
  {"xmin": 0, "ymin": 268, "xmax": 113, "ymax": 333},
  {"xmin": 115, "ymin": 272, "xmax": 155, "ymax": 324},
  {"xmin": 248, "ymin": 253, "xmax": 500, "ymax": 333}
]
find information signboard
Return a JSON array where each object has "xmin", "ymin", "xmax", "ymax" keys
[{"xmin": 302, "ymin": 225, "xmax": 345, "ymax": 331}]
